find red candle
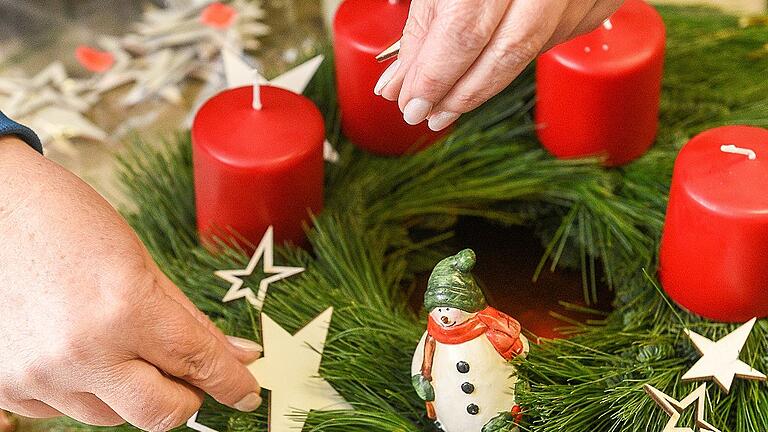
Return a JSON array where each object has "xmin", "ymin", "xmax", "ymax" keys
[
  {"xmin": 535, "ymin": 0, "xmax": 666, "ymax": 166},
  {"xmin": 192, "ymin": 85, "xmax": 325, "ymax": 248},
  {"xmin": 660, "ymin": 126, "xmax": 768, "ymax": 322},
  {"xmin": 333, "ymin": 0, "xmax": 446, "ymax": 156}
]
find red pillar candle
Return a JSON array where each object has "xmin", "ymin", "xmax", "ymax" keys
[
  {"xmin": 535, "ymin": 0, "xmax": 666, "ymax": 166},
  {"xmin": 333, "ymin": 0, "xmax": 446, "ymax": 156},
  {"xmin": 660, "ymin": 126, "xmax": 768, "ymax": 322},
  {"xmin": 192, "ymin": 85, "xmax": 325, "ymax": 247}
]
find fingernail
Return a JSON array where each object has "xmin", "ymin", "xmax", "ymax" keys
[
  {"xmin": 374, "ymin": 59, "xmax": 400, "ymax": 96},
  {"xmin": 403, "ymin": 98, "xmax": 433, "ymax": 125},
  {"xmin": 226, "ymin": 336, "xmax": 262, "ymax": 353},
  {"xmin": 234, "ymin": 392, "xmax": 262, "ymax": 412},
  {"xmin": 427, "ymin": 111, "xmax": 460, "ymax": 131}
]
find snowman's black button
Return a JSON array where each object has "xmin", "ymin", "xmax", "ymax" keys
[
  {"xmin": 456, "ymin": 361, "xmax": 470, "ymax": 373},
  {"xmin": 467, "ymin": 404, "xmax": 479, "ymax": 415},
  {"xmin": 461, "ymin": 382, "xmax": 475, "ymax": 394}
]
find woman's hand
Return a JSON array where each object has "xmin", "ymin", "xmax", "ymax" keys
[
  {"xmin": 0, "ymin": 137, "xmax": 263, "ymax": 431},
  {"xmin": 375, "ymin": 0, "xmax": 624, "ymax": 131}
]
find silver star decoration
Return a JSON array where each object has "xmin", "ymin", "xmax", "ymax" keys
[
  {"xmin": 214, "ymin": 226, "xmax": 304, "ymax": 311},
  {"xmin": 248, "ymin": 308, "xmax": 352, "ymax": 432},
  {"xmin": 682, "ymin": 318, "xmax": 766, "ymax": 393},
  {"xmin": 644, "ymin": 384, "xmax": 721, "ymax": 432}
]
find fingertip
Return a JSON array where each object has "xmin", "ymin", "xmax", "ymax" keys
[
  {"xmin": 403, "ymin": 98, "xmax": 433, "ymax": 125},
  {"xmin": 226, "ymin": 336, "xmax": 263, "ymax": 363},
  {"xmin": 374, "ymin": 59, "xmax": 401, "ymax": 96},
  {"xmin": 427, "ymin": 111, "xmax": 460, "ymax": 131},
  {"xmin": 233, "ymin": 392, "xmax": 263, "ymax": 413}
]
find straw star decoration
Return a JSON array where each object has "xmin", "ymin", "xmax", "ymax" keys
[{"xmin": 215, "ymin": 226, "xmax": 304, "ymax": 311}]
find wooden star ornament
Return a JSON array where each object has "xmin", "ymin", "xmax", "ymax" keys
[
  {"xmin": 248, "ymin": 308, "xmax": 352, "ymax": 432},
  {"xmin": 186, "ymin": 411, "xmax": 219, "ymax": 432},
  {"xmin": 682, "ymin": 318, "xmax": 766, "ymax": 393},
  {"xmin": 644, "ymin": 384, "xmax": 721, "ymax": 432},
  {"xmin": 215, "ymin": 226, "xmax": 304, "ymax": 311}
]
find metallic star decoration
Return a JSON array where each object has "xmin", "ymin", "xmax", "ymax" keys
[
  {"xmin": 644, "ymin": 384, "xmax": 721, "ymax": 432},
  {"xmin": 248, "ymin": 308, "xmax": 352, "ymax": 432},
  {"xmin": 214, "ymin": 226, "xmax": 304, "ymax": 311},
  {"xmin": 682, "ymin": 318, "xmax": 766, "ymax": 393}
]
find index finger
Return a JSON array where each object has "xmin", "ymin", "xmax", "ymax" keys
[
  {"xmin": 395, "ymin": 0, "xmax": 510, "ymax": 124},
  {"xmin": 133, "ymin": 292, "xmax": 262, "ymax": 412}
]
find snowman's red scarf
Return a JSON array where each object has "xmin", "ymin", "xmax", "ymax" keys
[{"xmin": 427, "ymin": 306, "xmax": 524, "ymax": 361}]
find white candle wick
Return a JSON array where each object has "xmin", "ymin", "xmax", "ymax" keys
[
  {"xmin": 603, "ymin": 19, "xmax": 613, "ymax": 30},
  {"xmin": 252, "ymin": 70, "xmax": 262, "ymax": 110},
  {"xmin": 720, "ymin": 144, "xmax": 757, "ymax": 160}
]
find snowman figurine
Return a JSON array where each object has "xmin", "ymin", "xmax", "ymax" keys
[{"xmin": 411, "ymin": 249, "xmax": 529, "ymax": 432}]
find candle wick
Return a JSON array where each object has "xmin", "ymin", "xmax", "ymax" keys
[
  {"xmin": 720, "ymin": 144, "xmax": 757, "ymax": 160},
  {"xmin": 252, "ymin": 70, "xmax": 263, "ymax": 110}
]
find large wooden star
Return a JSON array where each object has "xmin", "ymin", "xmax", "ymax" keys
[
  {"xmin": 644, "ymin": 384, "xmax": 720, "ymax": 432},
  {"xmin": 248, "ymin": 308, "xmax": 352, "ymax": 432},
  {"xmin": 682, "ymin": 318, "xmax": 766, "ymax": 393}
]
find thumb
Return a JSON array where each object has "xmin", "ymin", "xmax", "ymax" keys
[
  {"xmin": 134, "ymin": 292, "xmax": 262, "ymax": 412},
  {"xmin": 150, "ymin": 266, "xmax": 262, "ymax": 364}
]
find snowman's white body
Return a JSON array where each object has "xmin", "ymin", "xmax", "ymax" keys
[{"xmin": 411, "ymin": 331, "xmax": 529, "ymax": 432}]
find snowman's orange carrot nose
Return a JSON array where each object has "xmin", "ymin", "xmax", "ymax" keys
[{"xmin": 441, "ymin": 316, "xmax": 450, "ymax": 324}]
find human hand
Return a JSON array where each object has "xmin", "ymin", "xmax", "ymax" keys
[
  {"xmin": 0, "ymin": 137, "xmax": 263, "ymax": 431},
  {"xmin": 375, "ymin": 0, "xmax": 624, "ymax": 131}
]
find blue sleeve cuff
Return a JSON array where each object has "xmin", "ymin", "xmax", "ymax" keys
[{"xmin": 0, "ymin": 111, "xmax": 43, "ymax": 154}]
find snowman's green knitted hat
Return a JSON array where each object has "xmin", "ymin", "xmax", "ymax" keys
[{"xmin": 424, "ymin": 249, "xmax": 487, "ymax": 313}]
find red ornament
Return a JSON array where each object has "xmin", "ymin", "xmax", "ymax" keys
[
  {"xmin": 200, "ymin": 2, "xmax": 238, "ymax": 29},
  {"xmin": 192, "ymin": 85, "xmax": 325, "ymax": 248},
  {"xmin": 333, "ymin": 0, "xmax": 447, "ymax": 156},
  {"xmin": 75, "ymin": 45, "xmax": 115, "ymax": 73},
  {"xmin": 535, "ymin": 0, "xmax": 666, "ymax": 166},
  {"xmin": 660, "ymin": 126, "xmax": 768, "ymax": 322}
]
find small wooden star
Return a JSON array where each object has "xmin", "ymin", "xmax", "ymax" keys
[
  {"xmin": 682, "ymin": 318, "xmax": 766, "ymax": 393},
  {"xmin": 215, "ymin": 226, "xmax": 304, "ymax": 311},
  {"xmin": 186, "ymin": 411, "xmax": 219, "ymax": 432},
  {"xmin": 644, "ymin": 383, "xmax": 721, "ymax": 432}
]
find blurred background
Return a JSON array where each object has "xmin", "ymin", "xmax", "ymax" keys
[{"xmin": 0, "ymin": 0, "xmax": 328, "ymax": 205}]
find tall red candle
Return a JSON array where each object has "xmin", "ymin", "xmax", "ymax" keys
[
  {"xmin": 333, "ymin": 0, "xmax": 446, "ymax": 156},
  {"xmin": 535, "ymin": 0, "xmax": 666, "ymax": 166},
  {"xmin": 660, "ymin": 126, "xmax": 768, "ymax": 322},
  {"xmin": 192, "ymin": 85, "xmax": 325, "ymax": 247}
]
